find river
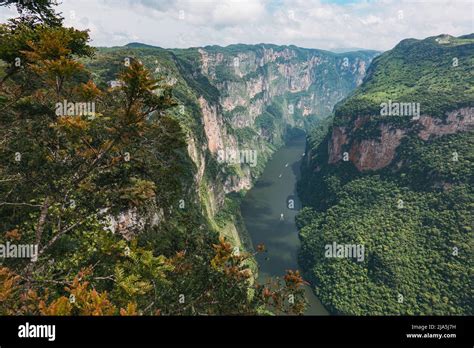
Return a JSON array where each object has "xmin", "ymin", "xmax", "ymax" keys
[{"xmin": 241, "ymin": 135, "xmax": 328, "ymax": 315}]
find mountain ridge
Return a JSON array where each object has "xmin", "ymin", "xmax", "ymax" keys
[
  {"xmin": 85, "ymin": 42, "xmax": 378, "ymax": 251},
  {"xmin": 296, "ymin": 33, "xmax": 473, "ymax": 315},
  {"xmin": 123, "ymin": 41, "xmax": 380, "ymax": 56}
]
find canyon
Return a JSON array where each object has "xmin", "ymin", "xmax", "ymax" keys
[
  {"xmin": 2, "ymin": 0, "xmax": 472, "ymax": 318},
  {"xmin": 93, "ymin": 43, "xmax": 379, "ymax": 246},
  {"xmin": 90, "ymin": 34, "xmax": 473, "ymax": 316},
  {"xmin": 297, "ymin": 34, "xmax": 473, "ymax": 315}
]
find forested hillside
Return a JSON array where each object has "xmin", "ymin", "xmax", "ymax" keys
[
  {"xmin": 297, "ymin": 34, "xmax": 473, "ymax": 315},
  {"xmin": 0, "ymin": 0, "xmax": 378, "ymax": 315},
  {"xmin": 0, "ymin": 0, "xmax": 309, "ymax": 315}
]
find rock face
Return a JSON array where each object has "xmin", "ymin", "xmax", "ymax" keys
[
  {"xmin": 94, "ymin": 43, "xmax": 378, "ymax": 242},
  {"xmin": 105, "ymin": 204, "xmax": 164, "ymax": 241},
  {"xmin": 328, "ymin": 126, "xmax": 348, "ymax": 164},
  {"xmin": 418, "ymin": 108, "xmax": 474, "ymax": 140},
  {"xmin": 198, "ymin": 45, "xmax": 375, "ymax": 124},
  {"xmin": 349, "ymin": 125, "xmax": 405, "ymax": 171},
  {"xmin": 323, "ymin": 34, "xmax": 474, "ymax": 173},
  {"xmin": 191, "ymin": 45, "xmax": 378, "ymax": 193},
  {"xmin": 328, "ymin": 107, "xmax": 474, "ymax": 171},
  {"xmin": 198, "ymin": 96, "xmax": 225, "ymax": 154}
]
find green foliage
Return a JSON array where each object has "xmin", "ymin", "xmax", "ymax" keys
[
  {"xmin": 0, "ymin": 0, "xmax": 62, "ymax": 26},
  {"xmin": 335, "ymin": 35, "xmax": 474, "ymax": 123},
  {"xmin": 0, "ymin": 2, "xmax": 308, "ymax": 316},
  {"xmin": 214, "ymin": 193, "xmax": 243, "ymax": 228},
  {"xmin": 298, "ymin": 130, "xmax": 474, "ymax": 315},
  {"xmin": 297, "ymin": 35, "xmax": 474, "ymax": 316},
  {"xmin": 391, "ymin": 132, "xmax": 474, "ymax": 188},
  {"xmin": 298, "ymin": 176, "xmax": 472, "ymax": 315}
]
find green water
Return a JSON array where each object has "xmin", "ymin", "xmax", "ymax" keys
[{"xmin": 241, "ymin": 136, "xmax": 328, "ymax": 315}]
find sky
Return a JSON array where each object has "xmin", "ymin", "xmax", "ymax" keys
[{"xmin": 1, "ymin": 0, "xmax": 473, "ymax": 51}]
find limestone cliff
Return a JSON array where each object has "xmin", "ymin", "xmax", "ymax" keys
[
  {"xmin": 328, "ymin": 107, "xmax": 474, "ymax": 171},
  {"xmin": 170, "ymin": 44, "xmax": 378, "ymax": 247},
  {"xmin": 324, "ymin": 34, "xmax": 474, "ymax": 173},
  {"xmin": 92, "ymin": 43, "xmax": 378, "ymax": 247},
  {"xmin": 192, "ymin": 44, "xmax": 377, "ymax": 190}
]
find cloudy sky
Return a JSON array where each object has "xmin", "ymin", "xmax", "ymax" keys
[{"xmin": 1, "ymin": 0, "xmax": 473, "ymax": 51}]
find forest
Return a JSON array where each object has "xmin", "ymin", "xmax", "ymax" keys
[
  {"xmin": 297, "ymin": 34, "xmax": 473, "ymax": 315},
  {"xmin": 0, "ymin": 0, "xmax": 307, "ymax": 315}
]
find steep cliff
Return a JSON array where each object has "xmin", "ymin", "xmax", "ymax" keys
[
  {"xmin": 327, "ymin": 34, "xmax": 474, "ymax": 172},
  {"xmin": 297, "ymin": 34, "xmax": 473, "ymax": 315},
  {"xmin": 88, "ymin": 43, "xmax": 378, "ymax": 248},
  {"xmin": 177, "ymin": 44, "xmax": 377, "ymax": 192},
  {"xmin": 177, "ymin": 44, "xmax": 377, "ymax": 247},
  {"xmin": 329, "ymin": 107, "xmax": 473, "ymax": 171}
]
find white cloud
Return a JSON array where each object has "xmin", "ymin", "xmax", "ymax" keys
[{"xmin": 2, "ymin": 0, "xmax": 473, "ymax": 51}]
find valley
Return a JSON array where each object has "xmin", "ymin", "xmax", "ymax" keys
[
  {"xmin": 297, "ymin": 34, "xmax": 473, "ymax": 315},
  {"xmin": 241, "ymin": 134, "xmax": 328, "ymax": 315},
  {"xmin": 1, "ymin": 1, "xmax": 472, "ymax": 315}
]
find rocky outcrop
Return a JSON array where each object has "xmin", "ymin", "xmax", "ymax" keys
[
  {"xmin": 224, "ymin": 169, "xmax": 252, "ymax": 192},
  {"xmin": 328, "ymin": 107, "xmax": 474, "ymax": 171},
  {"xmin": 198, "ymin": 46, "xmax": 376, "ymax": 120},
  {"xmin": 418, "ymin": 108, "xmax": 473, "ymax": 140},
  {"xmin": 328, "ymin": 126, "xmax": 348, "ymax": 164},
  {"xmin": 198, "ymin": 96, "xmax": 225, "ymax": 154},
  {"xmin": 105, "ymin": 205, "xmax": 164, "ymax": 241},
  {"xmin": 349, "ymin": 125, "xmax": 405, "ymax": 171}
]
